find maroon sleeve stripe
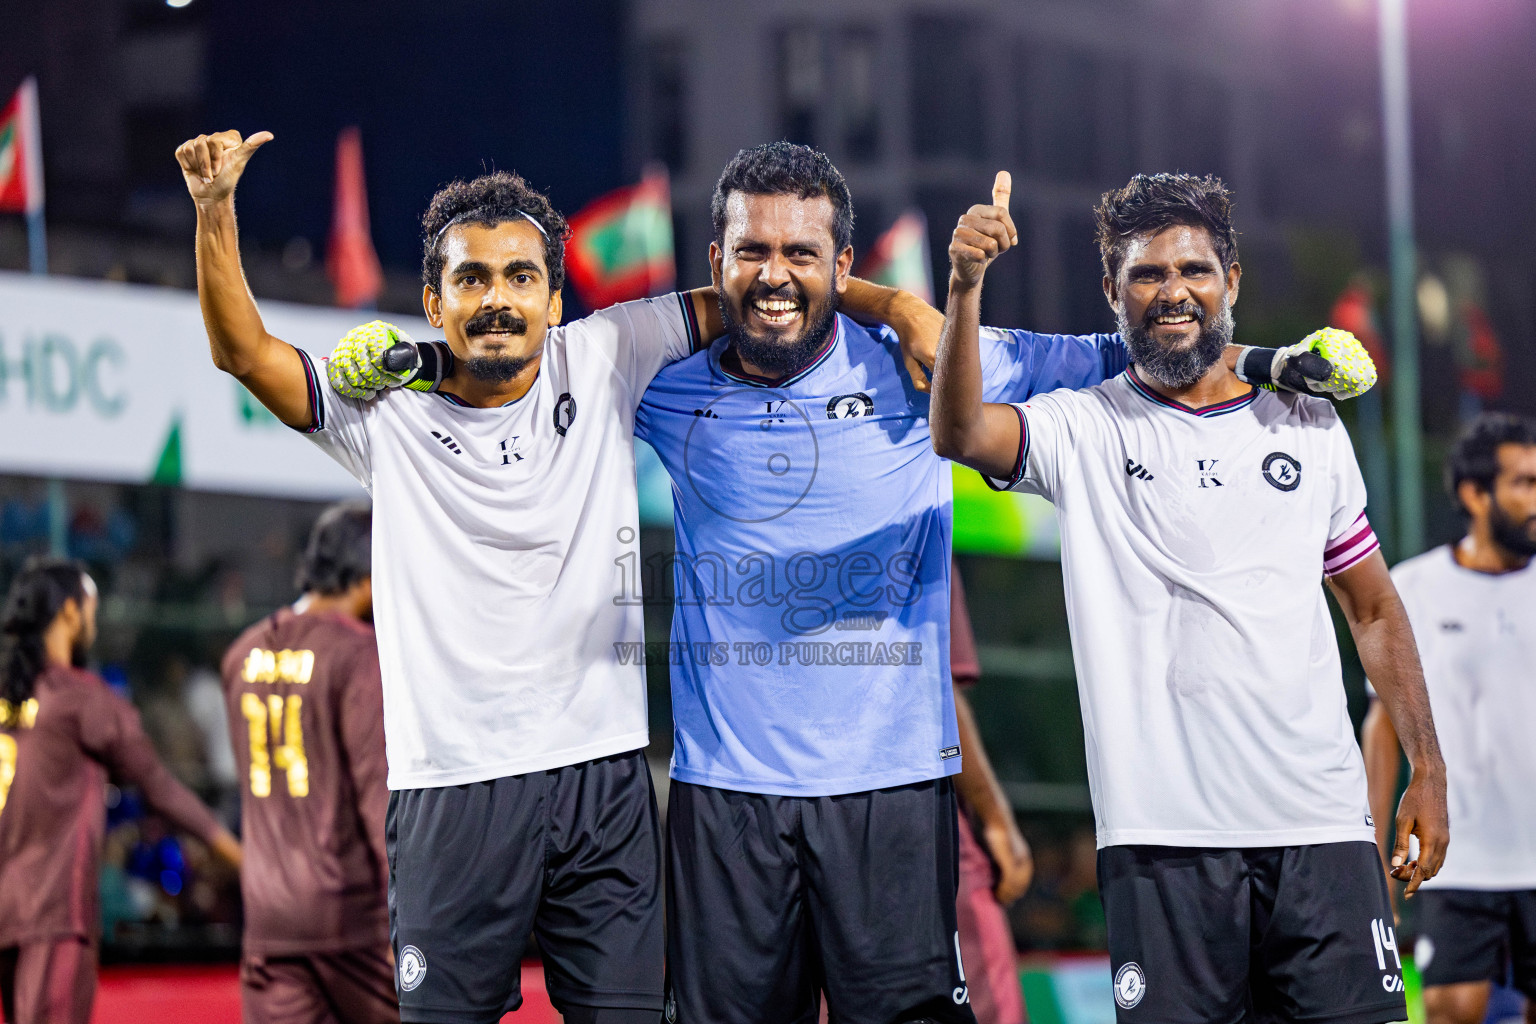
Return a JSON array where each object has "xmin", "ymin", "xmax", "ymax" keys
[
  {"xmin": 983, "ymin": 405, "xmax": 1030, "ymax": 492},
  {"xmin": 1323, "ymin": 512, "xmax": 1379, "ymax": 577},
  {"xmin": 291, "ymin": 346, "xmax": 326, "ymax": 434},
  {"xmin": 677, "ymin": 291, "xmax": 704, "ymax": 352}
]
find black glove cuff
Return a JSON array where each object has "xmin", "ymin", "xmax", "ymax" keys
[
  {"xmin": 404, "ymin": 342, "xmax": 455, "ymax": 393},
  {"xmin": 1234, "ymin": 345, "xmax": 1275, "ymax": 387}
]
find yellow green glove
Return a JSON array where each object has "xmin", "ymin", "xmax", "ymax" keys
[
  {"xmin": 326, "ymin": 320, "xmax": 418, "ymax": 400},
  {"xmin": 1234, "ymin": 328, "xmax": 1378, "ymax": 401}
]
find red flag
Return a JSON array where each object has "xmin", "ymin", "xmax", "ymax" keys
[
  {"xmin": 1458, "ymin": 304, "xmax": 1503, "ymax": 400},
  {"xmin": 0, "ymin": 77, "xmax": 44, "ymax": 215},
  {"xmin": 326, "ymin": 126, "xmax": 383, "ymax": 309},
  {"xmin": 1329, "ymin": 279, "xmax": 1391, "ymax": 385},
  {"xmin": 565, "ymin": 166, "xmax": 675, "ymax": 310}
]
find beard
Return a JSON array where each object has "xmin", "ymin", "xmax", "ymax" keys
[
  {"xmin": 463, "ymin": 310, "xmax": 535, "ymax": 383},
  {"xmin": 1120, "ymin": 297, "xmax": 1235, "ymax": 389},
  {"xmin": 1488, "ymin": 500, "xmax": 1536, "ymax": 558},
  {"xmin": 70, "ymin": 635, "xmax": 89, "ymax": 669},
  {"xmin": 719, "ymin": 281, "xmax": 839, "ymax": 379}
]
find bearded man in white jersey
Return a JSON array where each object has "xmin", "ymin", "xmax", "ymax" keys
[
  {"xmin": 1363, "ymin": 413, "xmax": 1536, "ymax": 1024},
  {"xmin": 931, "ymin": 170, "xmax": 1450, "ymax": 1024}
]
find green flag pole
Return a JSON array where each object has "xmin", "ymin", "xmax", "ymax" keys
[
  {"xmin": 1379, "ymin": 0, "xmax": 1424, "ymax": 557},
  {"xmin": 26, "ymin": 208, "xmax": 45, "ymax": 275}
]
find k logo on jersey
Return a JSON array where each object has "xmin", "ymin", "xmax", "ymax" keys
[
  {"xmin": 1262, "ymin": 452, "xmax": 1302, "ymax": 492},
  {"xmin": 826, "ymin": 393, "xmax": 875, "ymax": 419},
  {"xmin": 554, "ymin": 393, "xmax": 578, "ymax": 436}
]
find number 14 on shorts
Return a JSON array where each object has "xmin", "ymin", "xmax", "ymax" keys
[{"xmin": 1371, "ymin": 917, "xmax": 1405, "ymax": 993}]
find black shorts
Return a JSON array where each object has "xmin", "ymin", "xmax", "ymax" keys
[
  {"xmin": 1415, "ymin": 889, "xmax": 1536, "ymax": 997},
  {"xmin": 664, "ymin": 776, "xmax": 975, "ymax": 1024},
  {"xmin": 386, "ymin": 750, "xmax": 664, "ymax": 1023},
  {"xmin": 1098, "ymin": 842, "xmax": 1407, "ymax": 1024}
]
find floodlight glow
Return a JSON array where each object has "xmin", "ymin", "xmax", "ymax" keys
[{"xmin": 166, "ymin": 0, "xmax": 193, "ymax": 8}]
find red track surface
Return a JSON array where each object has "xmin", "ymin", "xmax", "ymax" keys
[{"xmin": 90, "ymin": 962, "xmax": 561, "ymax": 1023}]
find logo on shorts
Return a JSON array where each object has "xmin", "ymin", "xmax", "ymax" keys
[
  {"xmin": 1114, "ymin": 962, "xmax": 1147, "ymax": 1009},
  {"xmin": 1262, "ymin": 452, "xmax": 1302, "ymax": 492},
  {"xmin": 398, "ymin": 945, "xmax": 427, "ymax": 992},
  {"xmin": 664, "ymin": 989, "xmax": 678, "ymax": 1023},
  {"xmin": 1415, "ymin": 935, "xmax": 1435, "ymax": 971}
]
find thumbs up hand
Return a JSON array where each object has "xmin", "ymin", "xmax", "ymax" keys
[
  {"xmin": 175, "ymin": 130, "xmax": 274, "ymax": 206},
  {"xmin": 948, "ymin": 171, "xmax": 1018, "ymax": 291}
]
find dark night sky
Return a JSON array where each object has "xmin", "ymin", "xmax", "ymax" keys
[{"xmin": 204, "ymin": 0, "xmax": 625, "ymax": 270}]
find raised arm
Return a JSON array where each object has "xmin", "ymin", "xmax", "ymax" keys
[
  {"xmin": 1326, "ymin": 551, "xmax": 1447, "ymax": 896},
  {"xmin": 177, "ymin": 130, "xmax": 314, "ymax": 428},
  {"xmin": 930, "ymin": 172, "xmax": 1027, "ymax": 479}
]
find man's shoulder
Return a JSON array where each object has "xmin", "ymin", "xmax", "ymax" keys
[
  {"xmin": 1021, "ymin": 373, "xmax": 1124, "ymax": 415},
  {"xmin": 1391, "ymin": 546, "xmax": 1454, "ymax": 590}
]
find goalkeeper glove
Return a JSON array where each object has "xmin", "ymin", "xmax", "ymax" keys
[
  {"xmin": 327, "ymin": 321, "xmax": 415, "ymax": 400},
  {"xmin": 325, "ymin": 321, "xmax": 455, "ymax": 399},
  {"xmin": 1233, "ymin": 328, "xmax": 1378, "ymax": 400}
]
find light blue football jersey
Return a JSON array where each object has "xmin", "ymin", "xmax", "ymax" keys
[{"xmin": 635, "ymin": 313, "xmax": 1126, "ymax": 796}]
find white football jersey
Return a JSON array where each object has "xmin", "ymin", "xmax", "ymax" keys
[
  {"xmin": 991, "ymin": 368, "xmax": 1380, "ymax": 849},
  {"xmin": 1386, "ymin": 547, "xmax": 1536, "ymax": 889},
  {"xmin": 299, "ymin": 295, "xmax": 700, "ymax": 789}
]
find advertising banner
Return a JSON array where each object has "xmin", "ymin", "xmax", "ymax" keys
[{"xmin": 0, "ymin": 271, "xmax": 428, "ymax": 500}]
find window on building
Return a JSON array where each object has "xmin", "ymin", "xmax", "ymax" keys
[
  {"xmin": 779, "ymin": 26, "xmax": 824, "ymax": 148},
  {"xmin": 645, "ymin": 39, "xmax": 688, "ymax": 173},
  {"xmin": 1169, "ymin": 76, "xmax": 1229, "ymax": 183},
  {"xmin": 909, "ymin": 15, "xmax": 987, "ymax": 160},
  {"xmin": 838, "ymin": 29, "xmax": 880, "ymax": 162},
  {"xmin": 1019, "ymin": 45, "xmax": 1099, "ymax": 184}
]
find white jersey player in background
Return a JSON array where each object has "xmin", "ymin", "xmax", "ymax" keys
[
  {"xmin": 1364, "ymin": 413, "xmax": 1536, "ymax": 1024},
  {"xmin": 930, "ymin": 169, "xmax": 1449, "ymax": 1024}
]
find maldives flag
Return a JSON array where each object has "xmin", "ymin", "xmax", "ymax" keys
[
  {"xmin": 566, "ymin": 166, "xmax": 674, "ymax": 310},
  {"xmin": 326, "ymin": 126, "xmax": 383, "ymax": 309},
  {"xmin": 0, "ymin": 77, "xmax": 44, "ymax": 215},
  {"xmin": 855, "ymin": 209, "xmax": 934, "ymax": 305}
]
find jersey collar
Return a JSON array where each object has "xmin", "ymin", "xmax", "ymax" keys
[
  {"xmin": 715, "ymin": 315, "xmax": 843, "ymax": 389},
  {"xmin": 1124, "ymin": 365, "xmax": 1259, "ymax": 417}
]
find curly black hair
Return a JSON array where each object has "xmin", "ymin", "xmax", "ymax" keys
[
  {"xmin": 711, "ymin": 142, "xmax": 854, "ymax": 252},
  {"xmin": 1, "ymin": 557, "xmax": 88, "ymax": 704},
  {"xmin": 1446, "ymin": 412, "xmax": 1536, "ymax": 515},
  {"xmin": 421, "ymin": 171, "xmax": 569, "ymax": 294},
  {"xmin": 1094, "ymin": 173, "xmax": 1238, "ymax": 282},
  {"xmin": 295, "ymin": 502, "xmax": 373, "ymax": 597}
]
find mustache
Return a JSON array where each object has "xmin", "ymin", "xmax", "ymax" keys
[
  {"xmin": 465, "ymin": 310, "xmax": 529, "ymax": 336},
  {"xmin": 1143, "ymin": 301, "xmax": 1205, "ymax": 328}
]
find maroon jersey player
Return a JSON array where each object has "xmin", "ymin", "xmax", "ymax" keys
[
  {"xmin": 222, "ymin": 503, "xmax": 396, "ymax": 1024},
  {"xmin": 0, "ymin": 558, "xmax": 242, "ymax": 1024},
  {"xmin": 952, "ymin": 565, "xmax": 1032, "ymax": 1024}
]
